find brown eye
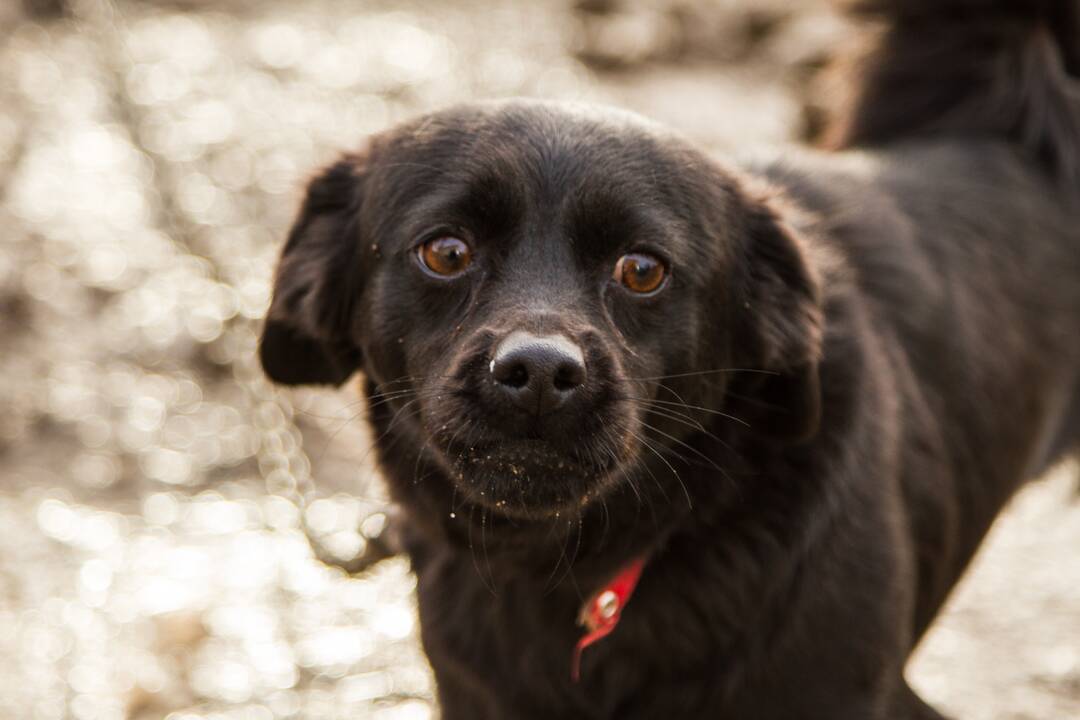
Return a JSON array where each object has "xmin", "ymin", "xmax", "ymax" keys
[
  {"xmin": 614, "ymin": 252, "xmax": 667, "ymax": 294},
  {"xmin": 419, "ymin": 236, "xmax": 472, "ymax": 277}
]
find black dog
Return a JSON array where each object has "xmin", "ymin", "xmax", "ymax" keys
[{"xmin": 259, "ymin": 1, "xmax": 1080, "ymax": 717}]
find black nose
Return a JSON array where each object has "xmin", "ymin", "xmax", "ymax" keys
[{"xmin": 490, "ymin": 332, "xmax": 586, "ymax": 415}]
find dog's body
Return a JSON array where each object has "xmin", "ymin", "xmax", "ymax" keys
[{"xmin": 259, "ymin": 2, "xmax": 1080, "ymax": 718}]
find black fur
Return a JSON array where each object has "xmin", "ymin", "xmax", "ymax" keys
[
  {"xmin": 260, "ymin": 2, "xmax": 1080, "ymax": 717},
  {"xmin": 825, "ymin": 0, "xmax": 1080, "ymax": 185}
]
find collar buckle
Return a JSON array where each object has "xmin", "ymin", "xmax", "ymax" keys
[{"xmin": 571, "ymin": 556, "xmax": 647, "ymax": 682}]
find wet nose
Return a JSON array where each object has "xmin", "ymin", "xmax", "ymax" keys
[{"xmin": 490, "ymin": 331, "xmax": 586, "ymax": 415}]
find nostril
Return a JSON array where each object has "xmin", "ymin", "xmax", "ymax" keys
[
  {"xmin": 500, "ymin": 362, "xmax": 529, "ymax": 389},
  {"xmin": 553, "ymin": 361, "xmax": 585, "ymax": 392},
  {"xmin": 492, "ymin": 354, "xmax": 531, "ymax": 389}
]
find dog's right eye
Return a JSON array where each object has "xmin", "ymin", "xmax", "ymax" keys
[
  {"xmin": 614, "ymin": 252, "xmax": 667, "ymax": 294},
  {"xmin": 417, "ymin": 236, "xmax": 473, "ymax": 278}
]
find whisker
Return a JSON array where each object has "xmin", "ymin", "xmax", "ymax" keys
[
  {"xmin": 639, "ymin": 419, "xmax": 727, "ymax": 474},
  {"xmin": 598, "ymin": 491, "xmax": 611, "ymax": 549},
  {"xmin": 468, "ymin": 503, "xmax": 497, "ymax": 596},
  {"xmin": 626, "ymin": 396, "xmax": 751, "ymax": 428},
  {"xmin": 543, "ymin": 497, "xmax": 574, "ymax": 592},
  {"xmin": 623, "ymin": 401, "xmax": 740, "ymax": 459},
  {"xmin": 639, "ymin": 420, "xmax": 738, "ymax": 496},
  {"xmin": 547, "ymin": 511, "xmax": 584, "ymax": 594},
  {"xmin": 625, "ymin": 401, "xmax": 709, "ymax": 434},
  {"xmin": 291, "ymin": 385, "xmax": 424, "ymax": 432},
  {"xmin": 629, "ymin": 368, "xmax": 778, "ymax": 382},
  {"xmin": 345, "ymin": 391, "xmax": 435, "ymax": 471},
  {"xmin": 653, "ymin": 380, "xmax": 694, "ymax": 412},
  {"xmin": 481, "ymin": 503, "xmax": 497, "ymax": 597},
  {"xmin": 630, "ymin": 405, "xmax": 717, "ymax": 440},
  {"xmin": 619, "ymin": 423, "xmax": 691, "ymax": 510}
]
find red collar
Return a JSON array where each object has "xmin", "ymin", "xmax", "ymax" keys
[{"xmin": 571, "ymin": 555, "xmax": 648, "ymax": 682}]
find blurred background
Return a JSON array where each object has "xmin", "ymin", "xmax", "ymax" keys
[{"xmin": 0, "ymin": 0, "xmax": 1077, "ymax": 719}]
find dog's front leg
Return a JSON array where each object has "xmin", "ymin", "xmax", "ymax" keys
[{"xmin": 432, "ymin": 669, "xmax": 498, "ymax": 720}]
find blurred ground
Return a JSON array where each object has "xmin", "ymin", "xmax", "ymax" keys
[{"xmin": 0, "ymin": 1, "xmax": 1077, "ymax": 719}]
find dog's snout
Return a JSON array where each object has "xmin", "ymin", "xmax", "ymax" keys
[{"xmin": 490, "ymin": 331, "xmax": 586, "ymax": 415}]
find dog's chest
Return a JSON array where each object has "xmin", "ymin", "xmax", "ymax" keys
[{"xmin": 411, "ymin": 545, "xmax": 729, "ymax": 718}]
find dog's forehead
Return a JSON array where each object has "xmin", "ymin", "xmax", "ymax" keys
[
  {"xmin": 371, "ymin": 102, "xmax": 706, "ymax": 252},
  {"xmin": 387, "ymin": 104, "xmax": 687, "ymax": 194},
  {"xmin": 406, "ymin": 101, "xmax": 669, "ymax": 151}
]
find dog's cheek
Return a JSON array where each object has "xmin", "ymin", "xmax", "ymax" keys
[
  {"xmin": 651, "ymin": 292, "xmax": 725, "ymax": 411},
  {"xmin": 355, "ymin": 336, "xmax": 400, "ymax": 396},
  {"xmin": 356, "ymin": 269, "xmax": 426, "ymax": 390}
]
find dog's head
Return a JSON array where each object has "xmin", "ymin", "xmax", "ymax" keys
[{"xmin": 260, "ymin": 101, "xmax": 822, "ymax": 519}]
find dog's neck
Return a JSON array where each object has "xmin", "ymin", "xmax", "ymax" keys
[{"xmin": 365, "ymin": 395, "xmax": 830, "ymax": 589}]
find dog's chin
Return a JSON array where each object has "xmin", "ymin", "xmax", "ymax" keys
[{"xmin": 435, "ymin": 437, "xmax": 618, "ymax": 519}]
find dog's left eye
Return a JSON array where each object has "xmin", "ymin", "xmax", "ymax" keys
[
  {"xmin": 614, "ymin": 252, "xmax": 667, "ymax": 294},
  {"xmin": 418, "ymin": 236, "xmax": 473, "ymax": 278}
]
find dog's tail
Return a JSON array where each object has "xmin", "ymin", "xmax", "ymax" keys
[{"xmin": 824, "ymin": 0, "xmax": 1080, "ymax": 186}]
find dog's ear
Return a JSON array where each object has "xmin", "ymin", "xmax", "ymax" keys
[
  {"xmin": 260, "ymin": 155, "xmax": 368, "ymax": 386},
  {"xmin": 729, "ymin": 195, "xmax": 824, "ymax": 442}
]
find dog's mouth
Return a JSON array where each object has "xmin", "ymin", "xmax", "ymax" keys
[
  {"xmin": 411, "ymin": 329, "xmax": 641, "ymax": 519},
  {"xmin": 432, "ymin": 434, "xmax": 625, "ymax": 518}
]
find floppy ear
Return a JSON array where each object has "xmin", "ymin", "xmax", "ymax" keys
[
  {"xmin": 260, "ymin": 155, "xmax": 367, "ymax": 386},
  {"xmin": 728, "ymin": 195, "xmax": 824, "ymax": 442}
]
